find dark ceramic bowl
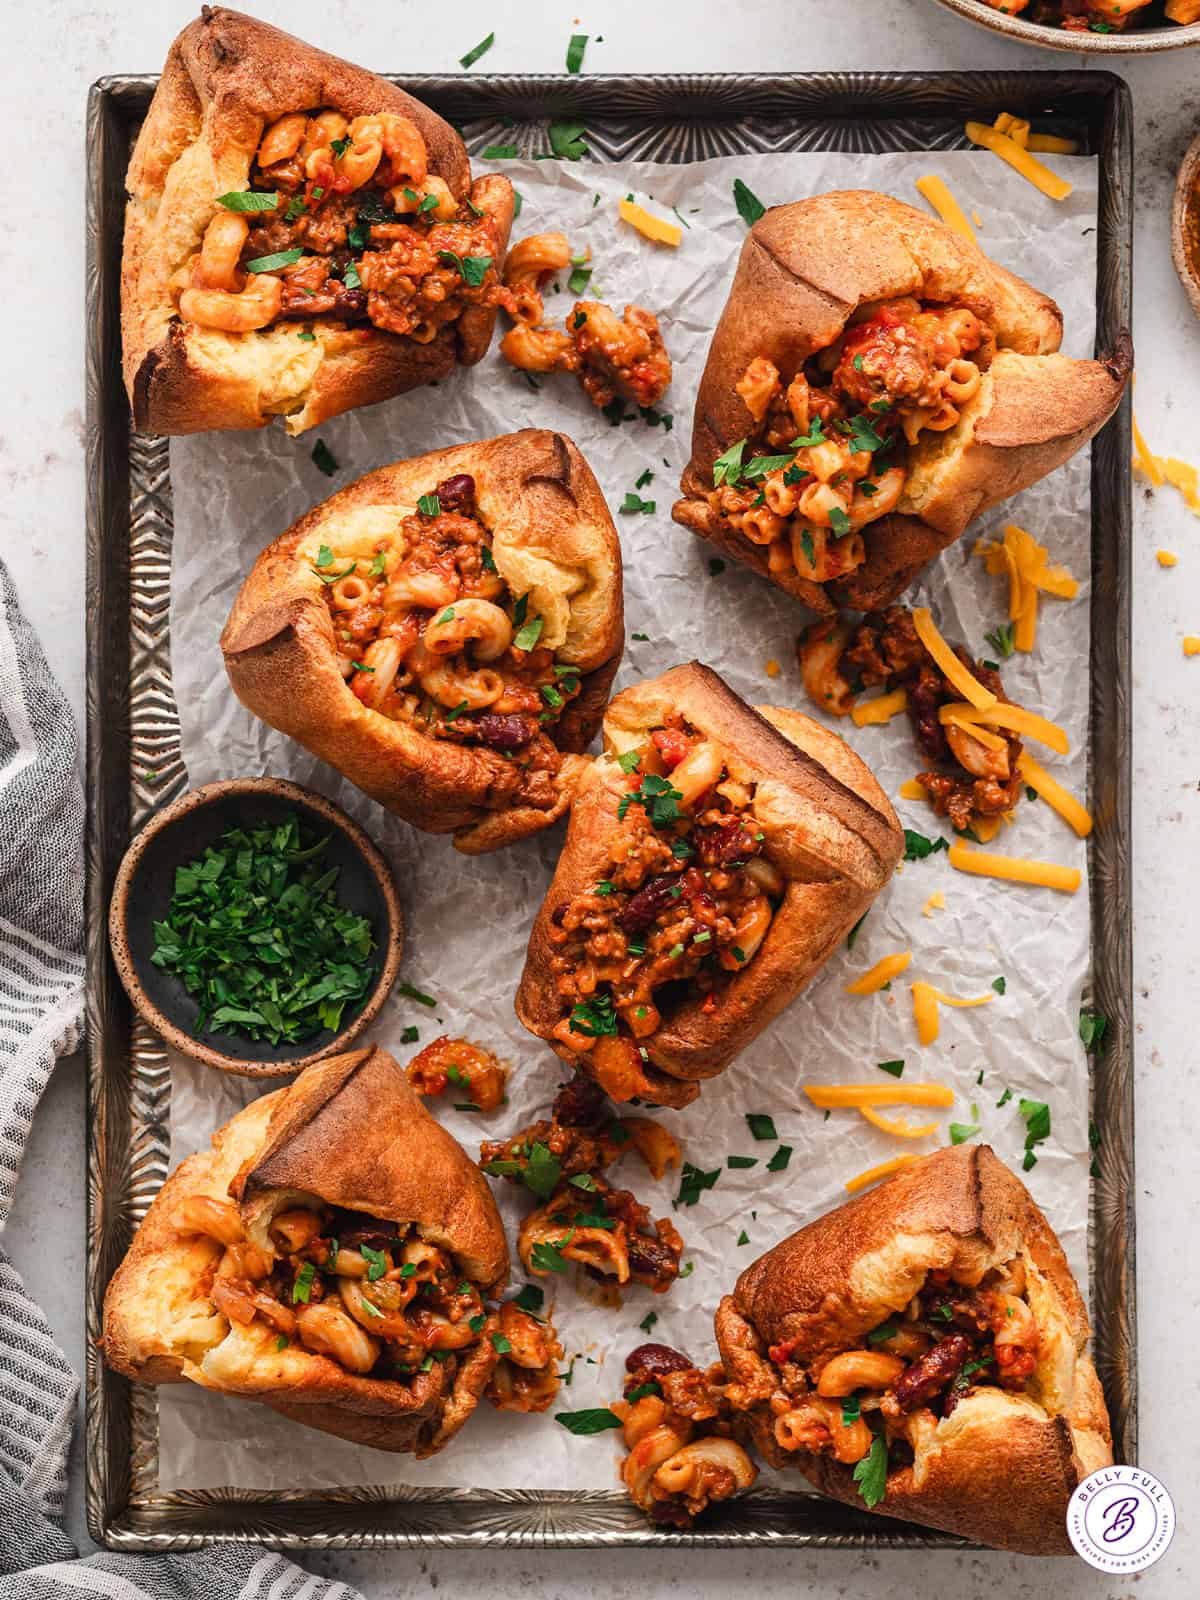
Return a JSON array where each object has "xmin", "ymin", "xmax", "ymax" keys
[{"xmin": 108, "ymin": 777, "xmax": 403, "ymax": 1077}]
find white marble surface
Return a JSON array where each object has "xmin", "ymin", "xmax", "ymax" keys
[{"xmin": 3, "ymin": 0, "xmax": 1197, "ymax": 1593}]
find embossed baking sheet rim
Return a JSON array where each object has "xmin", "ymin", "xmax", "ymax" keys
[{"xmin": 84, "ymin": 70, "xmax": 1135, "ymax": 1551}]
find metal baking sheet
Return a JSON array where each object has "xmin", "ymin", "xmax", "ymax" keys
[{"xmin": 84, "ymin": 69, "xmax": 1135, "ymax": 1551}]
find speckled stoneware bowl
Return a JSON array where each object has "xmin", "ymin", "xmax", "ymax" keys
[
  {"xmin": 1171, "ymin": 129, "xmax": 1200, "ymax": 320},
  {"xmin": 932, "ymin": 0, "xmax": 1200, "ymax": 53},
  {"xmin": 108, "ymin": 777, "xmax": 403, "ymax": 1077}
]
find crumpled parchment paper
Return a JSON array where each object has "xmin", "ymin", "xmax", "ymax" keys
[{"xmin": 158, "ymin": 147, "xmax": 1099, "ymax": 1491}]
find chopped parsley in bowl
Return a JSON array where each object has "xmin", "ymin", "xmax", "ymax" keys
[{"xmin": 109, "ymin": 778, "xmax": 403, "ymax": 1075}]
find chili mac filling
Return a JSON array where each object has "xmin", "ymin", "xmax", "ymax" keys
[
  {"xmin": 173, "ymin": 1191, "xmax": 555, "ymax": 1406},
  {"xmin": 745, "ymin": 1258, "xmax": 1040, "ymax": 1486},
  {"xmin": 313, "ymin": 471, "xmax": 582, "ymax": 808},
  {"xmin": 173, "ymin": 108, "xmax": 503, "ymax": 340},
  {"xmin": 548, "ymin": 718, "xmax": 784, "ymax": 1091},
  {"xmin": 709, "ymin": 297, "xmax": 996, "ymax": 588}
]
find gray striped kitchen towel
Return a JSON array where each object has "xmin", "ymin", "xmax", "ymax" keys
[{"xmin": 0, "ymin": 558, "xmax": 362, "ymax": 1597}]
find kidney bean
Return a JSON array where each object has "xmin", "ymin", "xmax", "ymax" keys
[
  {"xmin": 475, "ymin": 712, "xmax": 537, "ymax": 751},
  {"xmin": 889, "ymin": 1334, "xmax": 971, "ymax": 1412},
  {"xmin": 625, "ymin": 1342, "xmax": 693, "ymax": 1378},
  {"xmin": 436, "ymin": 473, "xmax": 477, "ymax": 513},
  {"xmin": 617, "ymin": 873, "xmax": 682, "ymax": 935}
]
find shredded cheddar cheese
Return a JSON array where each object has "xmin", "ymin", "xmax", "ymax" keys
[
  {"xmin": 805, "ymin": 1083, "xmax": 955, "ymax": 1109},
  {"xmin": 899, "ymin": 778, "xmax": 928, "ymax": 802},
  {"xmin": 1028, "ymin": 133, "xmax": 1079, "ymax": 156},
  {"xmin": 1131, "ymin": 413, "xmax": 1165, "ymax": 488},
  {"xmin": 976, "ymin": 524, "xmax": 1078, "ymax": 653},
  {"xmin": 992, "ymin": 112, "xmax": 1030, "ymax": 149},
  {"xmin": 970, "ymin": 814, "xmax": 1006, "ymax": 843},
  {"xmin": 845, "ymin": 1154, "xmax": 920, "ymax": 1193},
  {"xmin": 1163, "ymin": 458, "xmax": 1200, "ymax": 514},
  {"xmin": 939, "ymin": 701, "xmax": 1070, "ymax": 756},
  {"xmin": 948, "ymin": 840, "xmax": 1081, "ymax": 893},
  {"xmin": 1158, "ymin": 551, "xmax": 1179, "ymax": 568},
  {"xmin": 844, "ymin": 950, "xmax": 912, "ymax": 995},
  {"xmin": 858, "ymin": 1105, "xmax": 939, "ymax": 1139},
  {"xmin": 1017, "ymin": 752, "xmax": 1092, "ymax": 838},
  {"xmin": 921, "ymin": 890, "xmax": 945, "ymax": 918},
  {"xmin": 941, "ymin": 709, "xmax": 1008, "ymax": 753},
  {"xmin": 617, "ymin": 197, "xmax": 682, "ymax": 247},
  {"xmin": 915, "ymin": 175, "xmax": 976, "ymax": 242},
  {"xmin": 765, "ymin": 658, "xmax": 781, "ymax": 678},
  {"xmin": 851, "ymin": 687, "xmax": 908, "ymax": 727},
  {"xmin": 911, "ymin": 980, "xmax": 994, "ymax": 1046},
  {"xmin": 1185, "ymin": 637, "xmax": 1200, "ymax": 658},
  {"xmin": 912, "ymin": 609, "xmax": 996, "ymax": 710},
  {"xmin": 964, "ymin": 122, "xmax": 1073, "ymax": 202}
]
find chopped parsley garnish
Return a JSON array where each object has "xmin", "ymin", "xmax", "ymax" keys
[
  {"xmin": 992, "ymin": 976, "xmax": 1007, "ymax": 995},
  {"xmin": 514, "ymin": 610, "xmax": 544, "ymax": 652},
  {"xmin": 570, "ymin": 993, "xmax": 618, "ymax": 1037},
  {"xmin": 625, "ymin": 1381, "xmax": 661, "ymax": 1403},
  {"xmin": 711, "ymin": 438, "xmax": 746, "ymax": 488},
  {"xmin": 903, "ymin": 829, "xmax": 950, "ymax": 861},
  {"xmin": 745, "ymin": 1113, "xmax": 777, "ymax": 1141},
  {"xmin": 1018, "ymin": 1098, "xmax": 1051, "ymax": 1170},
  {"xmin": 984, "ymin": 622, "xmax": 1016, "ymax": 660},
  {"xmin": 217, "ymin": 190, "xmax": 280, "ymax": 213},
  {"xmin": 566, "ymin": 33, "xmax": 588, "ymax": 72},
  {"xmin": 635, "ymin": 468, "xmax": 654, "ymax": 490},
  {"xmin": 479, "ymin": 545, "xmax": 498, "ymax": 574},
  {"xmin": 445, "ymin": 701, "xmax": 469, "ymax": 722},
  {"xmin": 846, "ymin": 913, "xmax": 867, "ymax": 950},
  {"xmin": 828, "ymin": 505, "xmax": 851, "ymax": 538},
  {"xmin": 417, "ymin": 492, "xmax": 442, "ymax": 517},
  {"xmin": 791, "ymin": 418, "xmax": 826, "ymax": 449},
  {"xmin": 514, "ymin": 1284, "xmax": 545, "ymax": 1315},
  {"xmin": 310, "ymin": 440, "xmax": 338, "ymax": 477},
  {"xmin": 675, "ymin": 1162, "xmax": 720, "ymax": 1207},
  {"xmin": 1079, "ymin": 1010, "xmax": 1108, "ymax": 1052},
  {"xmin": 617, "ymin": 772, "xmax": 683, "ymax": 827},
  {"xmin": 733, "ymin": 178, "xmax": 766, "ymax": 226},
  {"xmin": 531, "ymin": 1231, "xmax": 575, "ymax": 1273},
  {"xmin": 548, "ymin": 122, "xmax": 589, "ymax": 160},
  {"xmin": 727, "ymin": 1155, "xmax": 757, "ymax": 1169},
  {"xmin": 491, "ymin": 1332, "xmax": 512, "ymax": 1355},
  {"xmin": 877, "ymin": 1060, "xmax": 905, "ymax": 1078},
  {"xmin": 398, "ymin": 982, "xmax": 437, "ymax": 1007},
  {"xmin": 766, "ymin": 1145, "xmax": 792, "ymax": 1172},
  {"xmin": 847, "ymin": 414, "xmax": 888, "ymax": 454},
  {"xmin": 621, "ymin": 491, "xmax": 655, "ymax": 515},
  {"xmin": 342, "ymin": 260, "xmax": 362, "ymax": 290},
  {"xmin": 361, "ymin": 1245, "xmax": 387, "ymax": 1282},
  {"xmin": 150, "ymin": 812, "xmax": 376, "ymax": 1043},
  {"xmin": 524, "ymin": 1141, "xmax": 563, "ymax": 1200},
  {"xmin": 949, "ymin": 1122, "xmax": 980, "ymax": 1146},
  {"xmin": 436, "ymin": 250, "xmax": 493, "ymax": 286},
  {"xmin": 638, "ymin": 1311, "xmax": 658, "ymax": 1334},
  {"xmin": 292, "ymin": 1262, "xmax": 316, "ymax": 1304},
  {"xmin": 482, "ymin": 144, "xmax": 520, "ymax": 160},
  {"xmin": 615, "ymin": 748, "xmax": 642, "ymax": 773},
  {"xmin": 555, "ymin": 1407, "xmax": 622, "ymax": 1435},
  {"xmin": 866, "ymin": 1319, "xmax": 898, "ymax": 1346},
  {"xmin": 742, "ymin": 452, "xmax": 795, "ymax": 481},
  {"xmin": 569, "ymin": 1173, "xmax": 598, "ymax": 1191},
  {"xmin": 458, "ymin": 31, "xmax": 495, "ymax": 68},
  {"xmin": 245, "ymin": 247, "xmax": 304, "ymax": 274},
  {"xmin": 853, "ymin": 1434, "xmax": 888, "ymax": 1509}
]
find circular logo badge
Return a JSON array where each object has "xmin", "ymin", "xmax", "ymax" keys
[{"xmin": 1067, "ymin": 1467, "xmax": 1175, "ymax": 1573}]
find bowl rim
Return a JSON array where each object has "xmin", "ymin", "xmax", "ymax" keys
[
  {"xmin": 1171, "ymin": 129, "xmax": 1200, "ymax": 319},
  {"xmin": 108, "ymin": 776, "xmax": 404, "ymax": 1078},
  {"xmin": 930, "ymin": 0, "xmax": 1200, "ymax": 53}
]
